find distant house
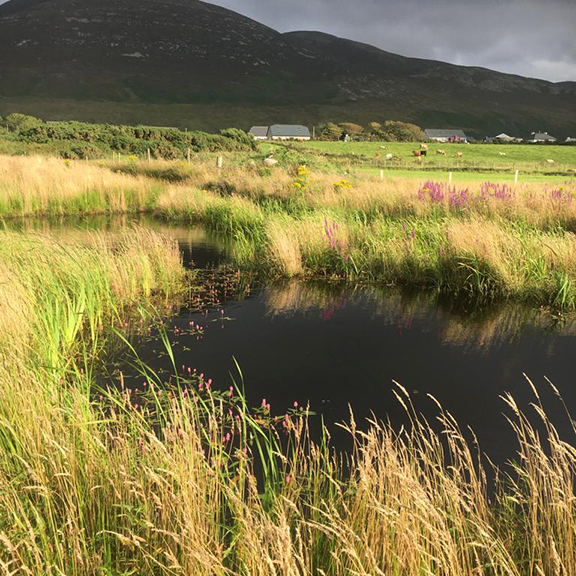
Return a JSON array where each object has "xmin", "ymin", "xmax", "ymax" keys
[
  {"xmin": 249, "ymin": 126, "xmax": 269, "ymax": 140},
  {"xmin": 424, "ymin": 129, "xmax": 468, "ymax": 143},
  {"xmin": 565, "ymin": 137, "xmax": 576, "ymax": 144},
  {"xmin": 268, "ymin": 125, "xmax": 311, "ymax": 141},
  {"xmin": 526, "ymin": 132, "xmax": 557, "ymax": 143},
  {"xmin": 493, "ymin": 133, "xmax": 516, "ymax": 143}
]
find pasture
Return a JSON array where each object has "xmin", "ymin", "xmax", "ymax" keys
[{"xmin": 282, "ymin": 140, "xmax": 576, "ymax": 175}]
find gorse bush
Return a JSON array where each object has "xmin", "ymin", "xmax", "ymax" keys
[{"xmin": 0, "ymin": 113, "xmax": 256, "ymax": 159}]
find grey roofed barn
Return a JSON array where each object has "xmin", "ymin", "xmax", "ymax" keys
[
  {"xmin": 249, "ymin": 126, "xmax": 269, "ymax": 138},
  {"xmin": 424, "ymin": 129, "xmax": 468, "ymax": 141},
  {"xmin": 268, "ymin": 124, "xmax": 311, "ymax": 139}
]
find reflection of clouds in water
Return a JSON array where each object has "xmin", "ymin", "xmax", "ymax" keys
[{"xmin": 264, "ymin": 279, "xmax": 576, "ymax": 354}]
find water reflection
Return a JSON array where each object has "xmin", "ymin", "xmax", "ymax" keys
[
  {"xmin": 1, "ymin": 214, "xmax": 231, "ymax": 269},
  {"xmin": 264, "ymin": 279, "xmax": 574, "ymax": 355}
]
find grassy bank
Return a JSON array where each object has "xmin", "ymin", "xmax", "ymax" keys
[
  {"xmin": 3, "ymin": 154, "xmax": 576, "ymax": 306},
  {"xmin": 0, "ymin": 230, "xmax": 576, "ymax": 573},
  {"xmin": 153, "ymin": 167, "xmax": 576, "ymax": 307}
]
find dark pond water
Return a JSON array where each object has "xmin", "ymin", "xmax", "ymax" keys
[{"xmin": 10, "ymin": 215, "xmax": 576, "ymax": 463}]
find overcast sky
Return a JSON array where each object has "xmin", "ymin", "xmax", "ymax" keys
[
  {"xmin": 209, "ymin": 0, "xmax": 576, "ymax": 82},
  {"xmin": 0, "ymin": 0, "xmax": 574, "ymax": 81}
]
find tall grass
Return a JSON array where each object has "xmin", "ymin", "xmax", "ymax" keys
[
  {"xmin": 0, "ymin": 227, "xmax": 184, "ymax": 369},
  {"xmin": 0, "ymin": 155, "xmax": 159, "ymax": 216},
  {"xmin": 2, "ymin": 357, "xmax": 576, "ymax": 573}
]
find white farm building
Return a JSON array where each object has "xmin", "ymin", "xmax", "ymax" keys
[
  {"xmin": 424, "ymin": 129, "xmax": 468, "ymax": 143},
  {"xmin": 249, "ymin": 125, "xmax": 311, "ymax": 141}
]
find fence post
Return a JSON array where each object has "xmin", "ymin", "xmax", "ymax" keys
[
  {"xmin": 187, "ymin": 148, "xmax": 191, "ymax": 163},
  {"xmin": 217, "ymin": 156, "xmax": 223, "ymax": 170},
  {"xmin": 515, "ymin": 170, "xmax": 519, "ymax": 184},
  {"xmin": 380, "ymin": 169, "xmax": 384, "ymax": 180},
  {"xmin": 448, "ymin": 171, "xmax": 453, "ymax": 183},
  {"xmin": 147, "ymin": 148, "xmax": 151, "ymax": 163}
]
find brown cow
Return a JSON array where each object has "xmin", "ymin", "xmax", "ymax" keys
[
  {"xmin": 412, "ymin": 150, "xmax": 422, "ymax": 157},
  {"xmin": 455, "ymin": 152, "xmax": 464, "ymax": 158},
  {"xmin": 436, "ymin": 149, "xmax": 446, "ymax": 156}
]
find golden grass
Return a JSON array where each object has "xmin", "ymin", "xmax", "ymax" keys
[{"xmin": 0, "ymin": 155, "xmax": 157, "ymax": 216}]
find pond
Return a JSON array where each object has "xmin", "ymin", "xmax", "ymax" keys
[{"xmin": 10, "ymin": 215, "xmax": 576, "ymax": 463}]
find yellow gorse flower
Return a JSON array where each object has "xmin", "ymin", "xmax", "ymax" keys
[{"xmin": 334, "ymin": 179, "xmax": 352, "ymax": 190}]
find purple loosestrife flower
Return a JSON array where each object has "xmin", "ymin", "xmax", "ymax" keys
[
  {"xmin": 324, "ymin": 219, "xmax": 350, "ymax": 261},
  {"xmin": 550, "ymin": 187, "xmax": 572, "ymax": 204},
  {"xmin": 481, "ymin": 182, "xmax": 514, "ymax": 201},
  {"xmin": 417, "ymin": 181, "xmax": 445, "ymax": 203}
]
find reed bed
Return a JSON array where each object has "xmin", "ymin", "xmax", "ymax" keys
[
  {"xmin": 0, "ymin": 227, "xmax": 184, "ymax": 369},
  {"xmin": 156, "ymin": 183, "xmax": 576, "ymax": 306}
]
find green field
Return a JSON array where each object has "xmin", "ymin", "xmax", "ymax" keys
[
  {"xmin": 281, "ymin": 141, "xmax": 576, "ymax": 175},
  {"xmin": 360, "ymin": 167, "xmax": 575, "ymax": 184}
]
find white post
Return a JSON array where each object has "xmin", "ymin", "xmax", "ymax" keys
[
  {"xmin": 380, "ymin": 169, "xmax": 384, "ymax": 180},
  {"xmin": 514, "ymin": 170, "xmax": 519, "ymax": 184},
  {"xmin": 187, "ymin": 148, "xmax": 191, "ymax": 163},
  {"xmin": 147, "ymin": 148, "xmax": 151, "ymax": 163},
  {"xmin": 217, "ymin": 156, "xmax": 223, "ymax": 170},
  {"xmin": 448, "ymin": 171, "xmax": 453, "ymax": 183}
]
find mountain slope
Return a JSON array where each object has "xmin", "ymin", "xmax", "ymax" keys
[{"xmin": 0, "ymin": 0, "xmax": 574, "ymax": 136}]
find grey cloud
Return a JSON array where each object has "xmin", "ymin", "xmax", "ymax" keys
[
  {"xmin": 0, "ymin": 0, "xmax": 573, "ymax": 81},
  {"xmin": 209, "ymin": 0, "xmax": 576, "ymax": 82}
]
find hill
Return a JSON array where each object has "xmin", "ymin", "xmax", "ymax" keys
[{"xmin": 0, "ymin": 0, "xmax": 574, "ymax": 136}]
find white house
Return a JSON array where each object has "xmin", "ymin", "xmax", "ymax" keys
[
  {"xmin": 526, "ymin": 132, "xmax": 557, "ymax": 143},
  {"xmin": 249, "ymin": 126, "xmax": 269, "ymax": 140},
  {"xmin": 267, "ymin": 125, "xmax": 311, "ymax": 141},
  {"xmin": 493, "ymin": 133, "xmax": 516, "ymax": 143},
  {"xmin": 424, "ymin": 129, "xmax": 468, "ymax": 143}
]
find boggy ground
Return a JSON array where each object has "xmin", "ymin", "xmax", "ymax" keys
[
  {"xmin": 0, "ymin": 224, "xmax": 576, "ymax": 574},
  {"xmin": 3, "ymin": 154, "xmax": 576, "ymax": 307}
]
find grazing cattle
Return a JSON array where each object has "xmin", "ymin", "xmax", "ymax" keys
[
  {"xmin": 499, "ymin": 152, "xmax": 507, "ymax": 156},
  {"xmin": 380, "ymin": 146, "xmax": 387, "ymax": 150},
  {"xmin": 385, "ymin": 153, "xmax": 394, "ymax": 160},
  {"xmin": 455, "ymin": 152, "xmax": 464, "ymax": 158},
  {"xmin": 436, "ymin": 149, "xmax": 446, "ymax": 156},
  {"xmin": 375, "ymin": 153, "xmax": 381, "ymax": 158},
  {"xmin": 567, "ymin": 168, "xmax": 576, "ymax": 173},
  {"xmin": 412, "ymin": 150, "xmax": 422, "ymax": 157},
  {"xmin": 546, "ymin": 159, "xmax": 555, "ymax": 164}
]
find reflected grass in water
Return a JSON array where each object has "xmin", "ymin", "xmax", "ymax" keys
[{"xmin": 264, "ymin": 278, "xmax": 576, "ymax": 353}]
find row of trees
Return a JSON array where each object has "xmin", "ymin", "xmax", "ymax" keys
[
  {"xmin": 0, "ymin": 114, "xmax": 256, "ymax": 159},
  {"xmin": 320, "ymin": 121, "xmax": 424, "ymax": 142}
]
